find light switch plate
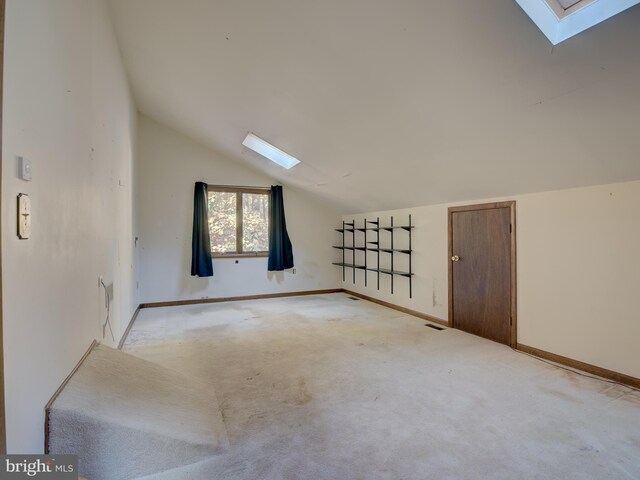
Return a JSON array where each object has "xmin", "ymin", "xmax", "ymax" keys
[
  {"xmin": 17, "ymin": 193, "xmax": 31, "ymax": 239},
  {"xmin": 18, "ymin": 156, "xmax": 32, "ymax": 181}
]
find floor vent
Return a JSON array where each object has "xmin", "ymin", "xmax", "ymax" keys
[
  {"xmin": 348, "ymin": 296, "xmax": 360, "ymax": 301},
  {"xmin": 425, "ymin": 324, "xmax": 445, "ymax": 331}
]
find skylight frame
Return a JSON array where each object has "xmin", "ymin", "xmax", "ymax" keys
[
  {"xmin": 242, "ymin": 133, "xmax": 301, "ymax": 170},
  {"xmin": 515, "ymin": 0, "xmax": 640, "ymax": 44}
]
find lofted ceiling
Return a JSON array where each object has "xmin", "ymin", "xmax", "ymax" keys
[{"xmin": 108, "ymin": 0, "xmax": 640, "ymax": 213}]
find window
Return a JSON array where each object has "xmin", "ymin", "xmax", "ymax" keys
[{"xmin": 207, "ymin": 186, "xmax": 270, "ymax": 257}]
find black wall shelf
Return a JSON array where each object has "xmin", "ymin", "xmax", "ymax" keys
[{"xmin": 332, "ymin": 215, "xmax": 414, "ymax": 298}]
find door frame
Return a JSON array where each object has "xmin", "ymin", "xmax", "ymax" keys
[{"xmin": 448, "ymin": 201, "xmax": 517, "ymax": 347}]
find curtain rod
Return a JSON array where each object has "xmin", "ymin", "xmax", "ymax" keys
[{"xmin": 208, "ymin": 184, "xmax": 272, "ymax": 191}]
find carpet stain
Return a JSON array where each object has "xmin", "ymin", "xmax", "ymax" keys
[
  {"xmin": 559, "ymin": 369, "xmax": 584, "ymax": 388},
  {"xmin": 579, "ymin": 445, "xmax": 600, "ymax": 453},
  {"xmin": 621, "ymin": 393, "xmax": 640, "ymax": 406},
  {"xmin": 540, "ymin": 387, "xmax": 583, "ymax": 404},
  {"xmin": 189, "ymin": 325, "xmax": 230, "ymax": 335},
  {"xmin": 292, "ymin": 378, "xmax": 312, "ymax": 406}
]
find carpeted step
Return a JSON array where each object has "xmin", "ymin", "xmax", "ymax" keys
[
  {"xmin": 47, "ymin": 344, "xmax": 228, "ymax": 480},
  {"xmin": 130, "ymin": 457, "xmax": 217, "ymax": 480}
]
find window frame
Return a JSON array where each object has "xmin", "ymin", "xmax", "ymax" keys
[{"xmin": 207, "ymin": 185, "xmax": 270, "ymax": 258}]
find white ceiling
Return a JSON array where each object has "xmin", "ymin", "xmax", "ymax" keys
[{"xmin": 108, "ymin": 0, "xmax": 640, "ymax": 213}]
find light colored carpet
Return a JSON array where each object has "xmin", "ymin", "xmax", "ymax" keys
[
  {"xmin": 124, "ymin": 293, "xmax": 640, "ymax": 480},
  {"xmin": 48, "ymin": 344, "xmax": 228, "ymax": 480}
]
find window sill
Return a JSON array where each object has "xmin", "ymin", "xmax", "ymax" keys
[{"xmin": 213, "ymin": 253, "xmax": 269, "ymax": 259}]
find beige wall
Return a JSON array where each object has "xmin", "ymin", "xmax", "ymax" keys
[
  {"xmin": 342, "ymin": 180, "xmax": 640, "ymax": 379},
  {"xmin": 136, "ymin": 115, "xmax": 341, "ymax": 304},
  {"xmin": 2, "ymin": 0, "xmax": 138, "ymax": 452}
]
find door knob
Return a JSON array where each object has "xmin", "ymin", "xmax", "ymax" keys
[{"xmin": 451, "ymin": 255, "xmax": 460, "ymax": 262}]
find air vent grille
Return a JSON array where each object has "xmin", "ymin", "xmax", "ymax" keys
[{"xmin": 425, "ymin": 324, "xmax": 444, "ymax": 331}]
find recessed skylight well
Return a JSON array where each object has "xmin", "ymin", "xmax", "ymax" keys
[
  {"xmin": 515, "ymin": 0, "xmax": 640, "ymax": 44},
  {"xmin": 242, "ymin": 133, "xmax": 300, "ymax": 169}
]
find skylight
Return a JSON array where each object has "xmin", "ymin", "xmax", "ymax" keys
[
  {"xmin": 242, "ymin": 133, "xmax": 301, "ymax": 169},
  {"xmin": 515, "ymin": 0, "xmax": 640, "ymax": 44}
]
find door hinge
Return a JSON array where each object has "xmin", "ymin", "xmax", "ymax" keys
[
  {"xmin": 509, "ymin": 224, "xmax": 512, "ymax": 233},
  {"xmin": 510, "ymin": 316, "xmax": 513, "ymax": 325}
]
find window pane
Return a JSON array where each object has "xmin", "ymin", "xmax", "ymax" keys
[
  {"xmin": 208, "ymin": 191, "xmax": 237, "ymax": 253},
  {"xmin": 242, "ymin": 193, "xmax": 269, "ymax": 252}
]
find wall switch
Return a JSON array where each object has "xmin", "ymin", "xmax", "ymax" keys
[
  {"xmin": 18, "ymin": 156, "xmax": 32, "ymax": 181},
  {"xmin": 17, "ymin": 194, "xmax": 31, "ymax": 239}
]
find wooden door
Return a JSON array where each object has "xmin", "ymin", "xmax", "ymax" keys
[{"xmin": 448, "ymin": 202, "xmax": 516, "ymax": 346}]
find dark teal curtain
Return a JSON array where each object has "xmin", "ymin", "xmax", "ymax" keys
[
  {"xmin": 190, "ymin": 182, "xmax": 214, "ymax": 277},
  {"xmin": 268, "ymin": 185, "xmax": 294, "ymax": 271}
]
